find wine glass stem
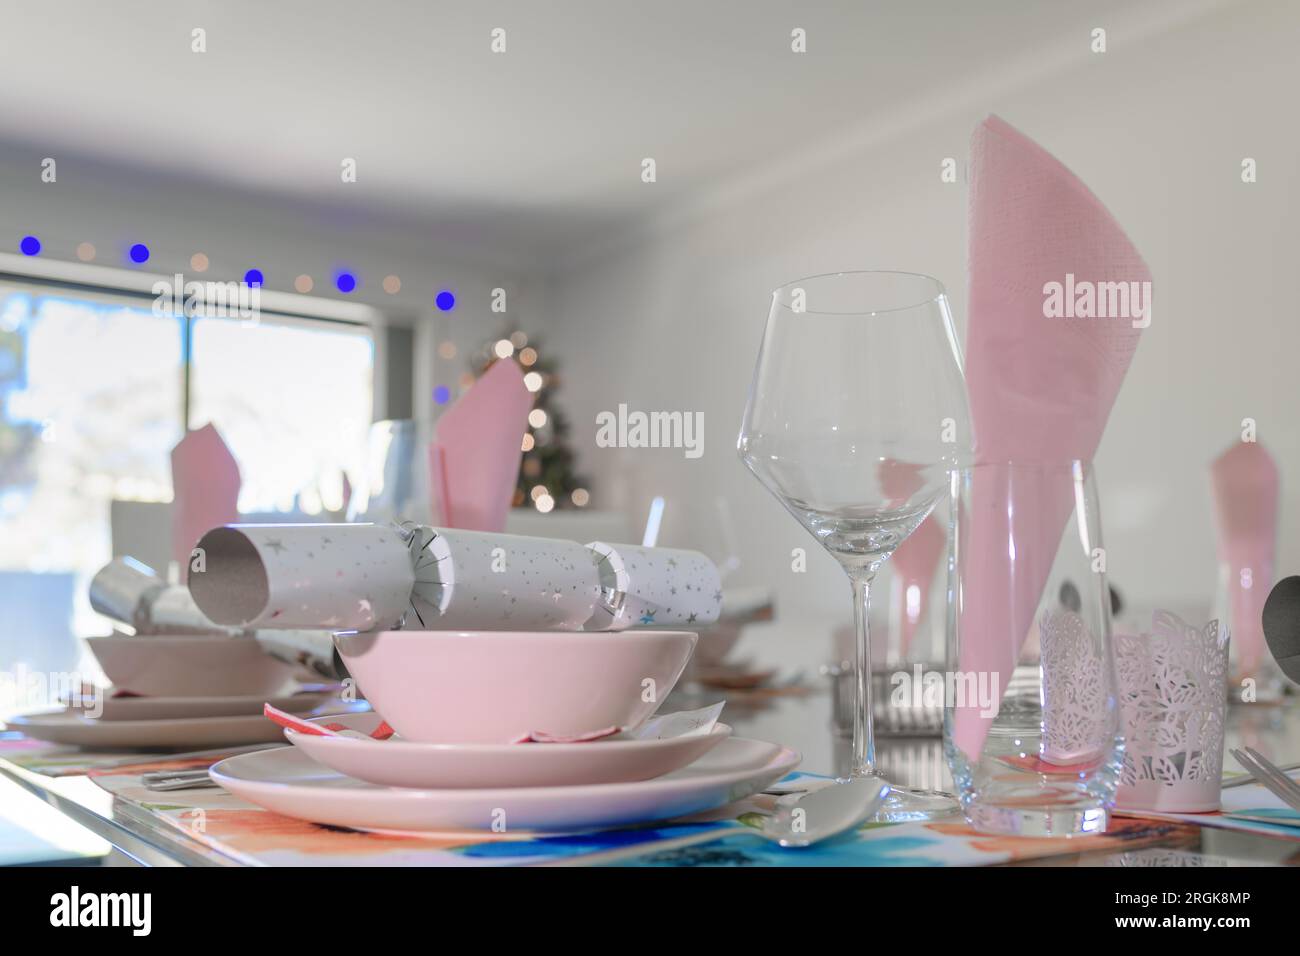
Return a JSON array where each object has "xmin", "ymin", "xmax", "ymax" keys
[{"xmin": 850, "ymin": 571, "xmax": 877, "ymax": 778}]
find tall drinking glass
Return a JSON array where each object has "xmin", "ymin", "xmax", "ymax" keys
[
  {"xmin": 945, "ymin": 460, "xmax": 1123, "ymax": 834},
  {"xmin": 738, "ymin": 271, "xmax": 971, "ymax": 819}
]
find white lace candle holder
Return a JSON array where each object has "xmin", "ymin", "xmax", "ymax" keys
[{"xmin": 1115, "ymin": 611, "xmax": 1229, "ymax": 813}]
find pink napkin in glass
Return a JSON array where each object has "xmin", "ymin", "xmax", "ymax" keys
[
  {"xmin": 953, "ymin": 115, "xmax": 1152, "ymax": 760},
  {"xmin": 428, "ymin": 359, "xmax": 535, "ymax": 532},
  {"xmin": 171, "ymin": 423, "xmax": 241, "ymax": 584},
  {"xmin": 1210, "ymin": 440, "xmax": 1278, "ymax": 676}
]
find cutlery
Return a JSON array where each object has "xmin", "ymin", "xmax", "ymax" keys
[
  {"xmin": 142, "ymin": 768, "xmax": 222, "ymax": 791},
  {"xmin": 1244, "ymin": 748, "xmax": 1300, "ymax": 806},
  {"xmin": 752, "ymin": 775, "xmax": 890, "ymax": 847},
  {"xmin": 538, "ymin": 774, "xmax": 890, "ymax": 865},
  {"xmin": 1230, "ymin": 749, "xmax": 1300, "ymax": 812},
  {"xmin": 1222, "ymin": 759, "xmax": 1300, "ymax": 789}
]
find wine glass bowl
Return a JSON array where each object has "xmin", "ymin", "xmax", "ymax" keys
[{"xmin": 738, "ymin": 271, "xmax": 972, "ymax": 816}]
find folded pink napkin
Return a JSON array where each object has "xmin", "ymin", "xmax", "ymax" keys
[
  {"xmin": 171, "ymin": 424, "xmax": 241, "ymax": 583},
  {"xmin": 428, "ymin": 359, "xmax": 534, "ymax": 532},
  {"xmin": 954, "ymin": 116, "xmax": 1151, "ymax": 760},
  {"xmin": 1211, "ymin": 441, "xmax": 1278, "ymax": 676},
  {"xmin": 264, "ymin": 703, "xmax": 395, "ymax": 740}
]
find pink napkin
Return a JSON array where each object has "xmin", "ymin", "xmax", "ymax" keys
[
  {"xmin": 1210, "ymin": 441, "xmax": 1278, "ymax": 675},
  {"xmin": 954, "ymin": 116, "xmax": 1151, "ymax": 759},
  {"xmin": 264, "ymin": 703, "xmax": 395, "ymax": 740},
  {"xmin": 889, "ymin": 514, "xmax": 945, "ymax": 658},
  {"xmin": 170, "ymin": 424, "xmax": 241, "ymax": 583},
  {"xmin": 428, "ymin": 359, "xmax": 534, "ymax": 532}
]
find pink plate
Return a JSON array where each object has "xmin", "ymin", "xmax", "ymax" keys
[
  {"xmin": 62, "ymin": 691, "xmax": 332, "ymax": 723},
  {"xmin": 210, "ymin": 736, "xmax": 799, "ymax": 833},
  {"xmin": 7, "ymin": 710, "xmax": 294, "ymax": 748},
  {"xmin": 285, "ymin": 712, "xmax": 732, "ymax": 788}
]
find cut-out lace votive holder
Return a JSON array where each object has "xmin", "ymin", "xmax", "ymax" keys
[{"xmin": 1115, "ymin": 611, "xmax": 1229, "ymax": 813}]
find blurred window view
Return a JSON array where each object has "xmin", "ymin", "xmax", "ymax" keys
[
  {"xmin": 0, "ymin": 281, "xmax": 373, "ymax": 698},
  {"xmin": 190, "ymin": 315, "xmax": 372, "ymax": 516}
]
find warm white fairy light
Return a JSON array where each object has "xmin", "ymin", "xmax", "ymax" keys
[
  {"xmin": 528, "ymin": 408, "xmax": 547, "ymax": 428},
  {"xmin": 571, "ymin": 488, "xmax": 589, "ymax": 507},
  {"xmin": 535, "ymin": 494, "xmax": 555, "ymax": 514},
  {"xmin": 521, "ymin": 433, "xmax": 535, "ymax": 451},
  {"xmin": 524, "ymin": 371, "xmax": 543, "ymax": 392},
  {"xmin": 519, "ymin": 347, "xmax": 538, "ymax": 366},
  {"xmin": 494, "ymin": 339, "xmax": 514, "ymax": 359},
  {"xmin": 530, "ymin": 484, "xmax": 548, "ymax": 501}
]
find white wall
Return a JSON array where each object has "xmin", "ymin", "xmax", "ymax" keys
[{"xmin": 545, "ymin": 0, "xmax": 1300, "ymax": 666}]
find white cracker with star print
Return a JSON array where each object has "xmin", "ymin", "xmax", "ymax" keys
[
  {"xmin": 586, "ymin": 542, "xmax": 722, "ymax": 631},
  {"xmin": 190, "ymin": 523, "xmax": 415, "ymax": 631},
  {"xmin": 410, "ymin": 528, "xmax": 603, "ymax": 631}
]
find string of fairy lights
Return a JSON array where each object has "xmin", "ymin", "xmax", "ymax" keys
[
  {"xmin": 14, "ymin": 233, "xmax": 457, "ymax": 308},
  {"xmin": 14, "ymin": 233, "xmax": 590, "ymax": 512}
]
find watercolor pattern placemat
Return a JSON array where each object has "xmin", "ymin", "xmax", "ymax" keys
[{"xmin": 0, "ymin": 736, "xmax": 1204, "ymax": 866}]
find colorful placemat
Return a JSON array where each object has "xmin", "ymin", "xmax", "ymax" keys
[
  {"xmin": 604, "ymin": 815, "xmax": 1196, "ymax": 867},
  {"xmin": 82, "ymin": 756, "xmax": 1195, "ymax": 867},
  {"xmin": 0, "ymin": 734, "xmax": 268, "ymax": 777},
  {"xmin": 1116, "ymin": 778, "xmax": 1300, "ymax": 842},
  {"xmin": 2, "ymin": 734, "xmax": 1205, "ymax": 867}
]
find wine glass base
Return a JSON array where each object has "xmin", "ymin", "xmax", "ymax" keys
[{"xmin": 842, "ymin": 770, "xmax": 961, "ymax": 823}]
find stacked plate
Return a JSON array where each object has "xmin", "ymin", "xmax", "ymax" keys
[
  {"xmin": 210, "ymin": 630, "xmax": 800, "ymax": 833},
  {"xmin": 8, "ymin": 634, "xmax": 338, "ymax": 748}
]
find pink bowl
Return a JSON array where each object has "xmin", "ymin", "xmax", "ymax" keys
[
  {"xmin": 86, "ymin": 635, "xmax": 297, "ymax": 697},
  {"xmin": 334, "ymin": 630, "xmax": 698, "ymax": 744}
]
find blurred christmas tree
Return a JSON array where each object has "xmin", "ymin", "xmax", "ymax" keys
[{"xmin": 471, "ymin": 330, "xmax": 591, "ymax": 513}]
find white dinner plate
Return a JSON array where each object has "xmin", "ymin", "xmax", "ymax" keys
[
  {"xmin": 210, "ymin": 736, "xmax": 799, "ymax": 833},
  {"xmin": 61, "ymin": 691, "xmax": 331, "ymax": 723},
  {"xmin": 285, "ymin": 712, "xmax": 733, "ymax": 789}
]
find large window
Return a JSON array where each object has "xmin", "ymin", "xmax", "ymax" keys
[
  {"xmin": 0, "ymin": 280, "xmax": 374, "ymax": 690},
  {"xmin": 190, "ymin": 316, "xmax": 372, "ymax": 516}
]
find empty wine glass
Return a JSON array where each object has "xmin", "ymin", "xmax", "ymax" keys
[{"xmin": 738, "ymin": 271, "xmax": 971, "ymax": 820}]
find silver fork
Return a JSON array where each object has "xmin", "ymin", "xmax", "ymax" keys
[
  {"xmin": 1223, "ymin": 759, "xmax": 1300, "ymax": 788},
  {"xmin": 1230, "ymin": 748, "xmax": 1300, "ymax": 812}
]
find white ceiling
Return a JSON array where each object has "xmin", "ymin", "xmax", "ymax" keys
[{"xmin": 0, "ymin": 0, "xmax": 1231, "ymax": 264}]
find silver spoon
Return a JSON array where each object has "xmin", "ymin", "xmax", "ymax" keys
[{"xmin": 756, "ymin": 775, "xmax": 890, "ymax": 847}]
